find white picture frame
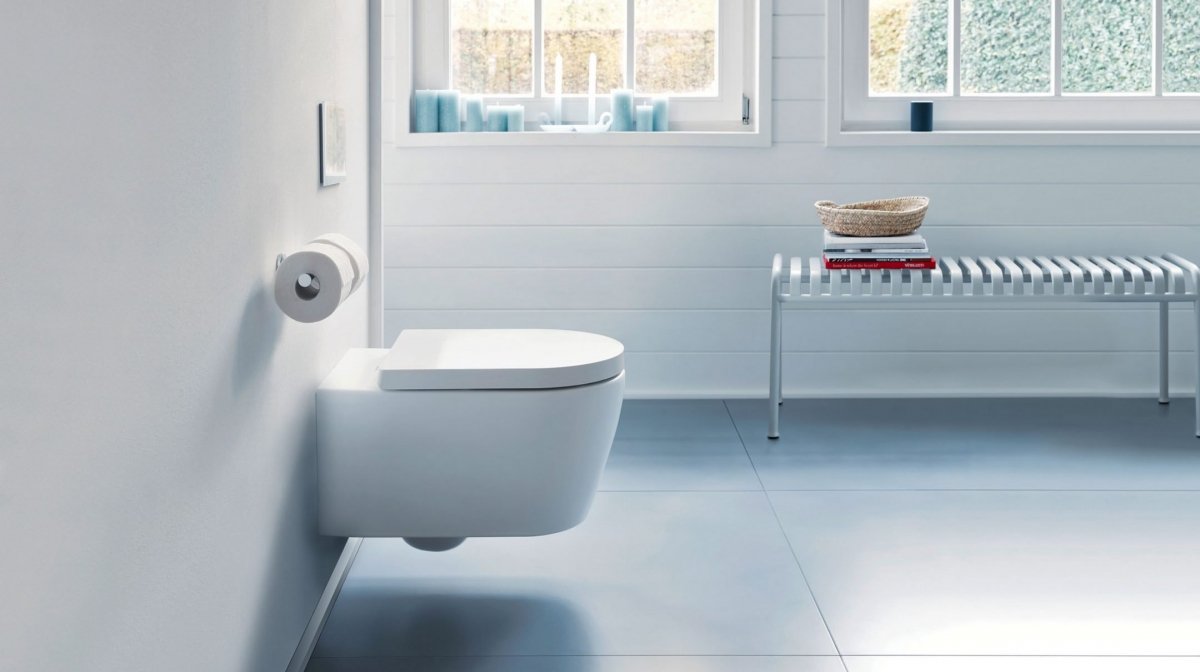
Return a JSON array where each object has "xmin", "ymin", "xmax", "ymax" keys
[{"xmin": 319, "ymin": 101, "xmax": 347, "ymax": 186}]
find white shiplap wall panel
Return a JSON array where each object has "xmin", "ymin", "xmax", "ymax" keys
[
  {"xmin": 386, "ymin": 308, "xmax": 1195, "ymax": 354},
  {"xmin": 385, "ymin": 268, "xmax": 768, "ymax": 310},
  {"xmin": 772, "ymin": 15, "xmax": 825, "ymax": 57},
  {"xmin": 384, "ymin": 143, "xmax": 1200, "ymax": 186},
  {"xmin": 622, "ymin": 352, "xmax": 1197, "ymax": 398},
  {"xmin": 382, "ymin": 3, "xmax": 1200, "ymax": 397},
  {"xmin": 385, "ymin": 224, "xmax": 1197, "ymax": 267},
  {"xmin": 774, "ymin": 0, "xmax": 823, "ymax": 15},
  {"xmin": 773, "ymin": 58, "xmax": 824, "ymax": 100},
  {"xmin": 385, "ymin": 183, "xmax": 1200, "ymax": 227}
]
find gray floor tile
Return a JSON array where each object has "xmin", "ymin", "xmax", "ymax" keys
[
  {"xmin": 727, "ymin": 398, "xmax": 1200, "ymax": 490},
  {"xmin": 771, "ymin": 491, "xmax": 1200, "ymax": 656},
  {"xmin": 843, "ymin": 657, "xmax": 1200, "ymax": 672},
  {"xmin": 314, "ymin": 492, "xmax": 837, "ymax": 659},
  {"xmin": 598, "ymin": 437, "xmax": 762, "ymax": 492},
  {"xmin": 308, "ymin": 655, "xmax": 847, "ymax": 672},
  {"xmin": 615, "ymin": 400, "xmax": 740, "ymax": 440}
]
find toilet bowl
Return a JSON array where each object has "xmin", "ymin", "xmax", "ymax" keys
[{"xmin": 317, "ymin": 329, "xmax": 624, "ymax": 549}]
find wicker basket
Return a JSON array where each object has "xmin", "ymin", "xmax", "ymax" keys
[{"xmin": 815, "ymin": 196, "xmax": 930, "ymax": 237}]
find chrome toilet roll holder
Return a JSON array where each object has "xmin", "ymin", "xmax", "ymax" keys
[{"xmin": 276, "ymin": 253, "xmax": 322, "ymax": 302}]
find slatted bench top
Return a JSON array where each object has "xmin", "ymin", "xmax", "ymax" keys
[
  {"xmin": 767, "ymin": 252, "xmax": 1200, "ymax": 439},
  {"xmin": 775, "ymin": 253, "xmax": 1200, "ymax": 301}
]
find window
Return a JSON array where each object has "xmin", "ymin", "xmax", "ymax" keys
[
  {"xmin": 407, "ymin": 0, "xmax": 765, "ymax": 135},
  {"xmin": 832, "ymin": 0, "xmax": 1200, "ymax": 140}
]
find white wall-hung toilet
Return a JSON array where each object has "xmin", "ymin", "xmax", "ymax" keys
[{"xmin": 317, "ymin": 329, "xmax": 625, "ymax": 551}]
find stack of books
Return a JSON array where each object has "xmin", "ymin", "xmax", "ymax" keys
[{"xmin": 822, "ymin": 230, "xmax": 937, "ymax": 270}]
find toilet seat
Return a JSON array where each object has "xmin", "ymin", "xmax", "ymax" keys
[{"xmin": 378, "ymin": 329, "xmax": 625, "ymax": 391}]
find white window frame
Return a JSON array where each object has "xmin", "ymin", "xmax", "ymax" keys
[
  {"xmin": 828, "ymin": 0, "xmax": 1200, "ymax": 146},
  {"xmin": 394, "ymin": 0, "xmax": 771, "ymax": 146}
]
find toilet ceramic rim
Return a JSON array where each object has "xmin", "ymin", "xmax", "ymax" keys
[{"xmin": 377, "ymin": 329, "xmax": 625, "ymax": 391}]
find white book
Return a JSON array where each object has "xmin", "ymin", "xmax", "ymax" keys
[
  {"xmin": 824, "ymin": 251, "xmax": 933, "ymax": 260},
  {"xmin": 824, "ymin": 230, "xmax": 928, "ymax": 251}
]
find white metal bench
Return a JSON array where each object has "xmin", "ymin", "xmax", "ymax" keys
[{"xmin": 768, "ymin": 253, "xmax": 1200, "ymax": 438}]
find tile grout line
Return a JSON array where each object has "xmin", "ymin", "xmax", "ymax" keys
[{"xmin": 722, "ymin": 400, "xmax": 851, "ymax": 672}]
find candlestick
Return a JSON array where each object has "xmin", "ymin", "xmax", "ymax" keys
[
  {"xmin": 554, "ymin": 54, "xmax": 564, "ymax": 126},
  {"xmin": 588, "ymin": 53, "xmax": 597, "ymax": 125}
]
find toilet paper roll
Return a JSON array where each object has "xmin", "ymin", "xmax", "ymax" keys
[
  {"xmin": 274, "ymin": 235, "xmax": 369, "ymax": 323},
  {"xmin": 312, "ymin": 233, "xmax": 369, "ymax": 294}
]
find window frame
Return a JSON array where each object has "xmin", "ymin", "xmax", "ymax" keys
[
  {"xmin": 829, "ymin": 0, "xmax": 1200, "ymax": 146},
  {"xmin": 393, "ymin": 0, "xmax": 772, "ymax": 146}
]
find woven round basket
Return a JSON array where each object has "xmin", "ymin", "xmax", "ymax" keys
[{"xmin": 815, "ymin": 196, "xmax": 930, "ymax": 237}]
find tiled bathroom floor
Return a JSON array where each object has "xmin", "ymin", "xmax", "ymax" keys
[{"xmin": 307, "ymin": 399, "xmax": 1200, "ymax": 672}]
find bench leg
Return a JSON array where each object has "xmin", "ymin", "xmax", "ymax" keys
[
  {"xmin": 768, "ymin": 295, "xmax": 782, "ymax": 440},
  {"xmin": 1194, "ymin": 300, "xmax": 1200, "ymax": 438},
  {"xmin": 1160, "ymin": 302, "xmax": 1170, "ymax": 405},
  {"xmin": 775, "ymin": 304, "xmax": 784, "ymax": 405}
]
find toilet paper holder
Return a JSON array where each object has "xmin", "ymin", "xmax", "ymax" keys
[
  {"xmin": 276, "ymin": 253, "xmax": 320, "ymax": 302},
  {"xmin": 273, "ymin": 235, "xmax": 369, "ymax": 323}
]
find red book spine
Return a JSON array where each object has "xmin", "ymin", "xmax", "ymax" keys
[{"xmin": 823, "ymin": 256, "xmax": 938, "ymax": 270}]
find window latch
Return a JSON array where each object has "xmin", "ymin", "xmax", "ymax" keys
[{"xmin": 742, "ymin": 95, "xmax": 752, "ymax": 126}]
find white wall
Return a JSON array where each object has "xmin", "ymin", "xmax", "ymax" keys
[
  {"xmin": 0, "ymin": 2, "xmax": 368, "ymax": 671},
  {"xmin": 382, "ymin": 0, "xmax": 1200, "ymax": 398}
]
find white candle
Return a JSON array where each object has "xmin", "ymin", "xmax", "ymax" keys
[
  {"xmin": 554, "ymin": 53, "xmax": 564, "ymax": 125},
  {"xmin": 588, "ymin": 52, "xmax": 597, "ymax": 125}
]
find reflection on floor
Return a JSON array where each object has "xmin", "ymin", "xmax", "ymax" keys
[{"xmin": 307, "ymin": 399, "xmax": 1200, "ymax": 672}]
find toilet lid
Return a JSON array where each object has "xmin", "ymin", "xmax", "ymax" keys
[{"xmin": 378, "ymin": 329, "xmax": 625, "ymax": 391}]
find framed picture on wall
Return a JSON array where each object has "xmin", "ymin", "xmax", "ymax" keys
[{"xmin": 319, "ymin": 101, "xmax": 346, "ymax": 186}]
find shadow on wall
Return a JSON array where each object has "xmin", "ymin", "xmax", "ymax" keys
[
  {"xmin": 242, "ymin": 401, "xmax": 347, "ymax": 672},
  {"xmin": 234, "ymin": 283, "xmax": 285, "ymax": 395},
  {"xmin": 223, "ymin": 279, "xmax": 345, "ymax": 670},
  {"xmin": 313, "ymin": 590, "xmax": 595, "ymax": 668}
]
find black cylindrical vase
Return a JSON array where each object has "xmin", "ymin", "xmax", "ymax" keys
[{"xmin": 911, "ymin": 101, "xmax": 934, "ymax": 132}]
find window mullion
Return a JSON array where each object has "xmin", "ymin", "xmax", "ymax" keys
[
  {"xmin": 1154, "ymin": 0, "xmax": 1164, "ymax": 96},
  {"xmin": 950, "ymin": 0, "xmax": 962, "ymax": 96},
  {"xmin": 1052, "ymin": 0, "xmax": 1063, "ymax": 96},
  {"xmin": 534, "ymin": 0, "xmax": 544, "ymax": 97},
  {"xmin": 626, "ymin": 0, "xmax": 636, "ymax": 90}
]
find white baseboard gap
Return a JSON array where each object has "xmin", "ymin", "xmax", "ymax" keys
[
  {"xmin": 624, "ymin": 389, "xmax": 1198, "ymax": 401},
  {"xmin": 285, "ymin": 537, "xmax": 363, "ymax": 672}
]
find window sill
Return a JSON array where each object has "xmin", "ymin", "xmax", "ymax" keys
[
  {"xmin": 392, "ymin": 129, "xmax": 771, "ymax": 148},
  {"xmin": 828, "ymin": 129, "xmax": 1200, "ymax": 147}
]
